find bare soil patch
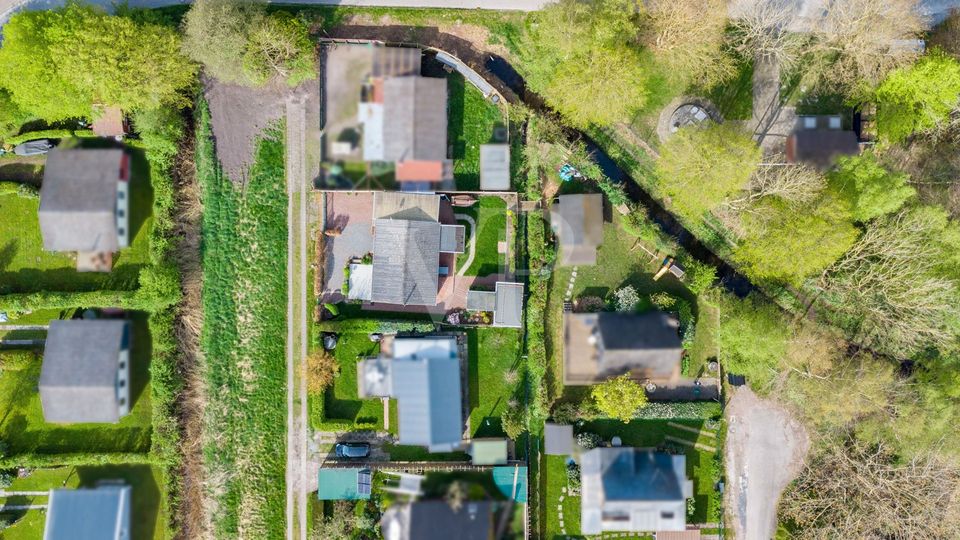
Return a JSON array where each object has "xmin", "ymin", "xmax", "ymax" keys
[
  {"xmin": 203, "ymin": 76, "xmax": 318, "ymax": 183},
  {"xmin": 725, "ymin": 387, "xmax": 810, "ymax": 540}
]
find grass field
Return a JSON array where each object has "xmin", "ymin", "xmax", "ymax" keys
[
  {"xmin": 456, "ymin": 197, "xmax": 508, "ymax": 277},
  {"xmin": 197, "ymin": 101, "xmax": 287, "ymax": 539},
  {"xmin": 448, "ymin": 74, "xmax": 505, "ymax": 191},
  {"xmin": 543, "ymin": 455, "xmax": 585, "ymax": 540},
  {"xmin": 0, "ymin": 152, "xmax": 153, "ymax": 294},
  {"xmin": 467, "ymin": 327, "xmax": 522, "ymax": 438},
  {"xmin": 0, "ymin": 464, "xmax": 168, "ymax": 540},
  {"xmin": 0, "ymin": 313, "xmax": 153, "ymax": 456}
]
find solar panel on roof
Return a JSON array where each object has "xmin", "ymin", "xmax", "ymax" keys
[{"xmin": 358, "ymin": 470, "xmax": 372, "ymax": 495}]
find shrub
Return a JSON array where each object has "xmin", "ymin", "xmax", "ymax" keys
[
  {"xmin": 650, "ymin": 292, "xmax": 677, "ymax": 310},
  {"xmin": 316, "ymin": 318, "xmax": 436, "ymax": 335},
  {"xmin": 613, "ymin": 285, "xmax": 640, "ymax": 312},
  {"xmin": 500, "ymin": 405, "xmax": 526, "ymax": 440},
  {"xmin": 574, "ymin": 295, "xmax": 606, "ymax": 313},
  {"xmin": 682, "ymin": 258, "xmax": 717, "ymax": 295},
  {"xmin": 566, "ymin": 462, "xmax": 581, "ymax": 494},
  {"xmin": 307, "ymin": 351, "xmax": 338, "ymax": 394},
  {"xmin": 591, "ymin": 374, "xmax": 648, "ymax": 422},
  {"xmin": 686, "ymin": 497, "xmax": 696, "ymax": 519},
  {"xmin": 551, "ymin": 402, "xmax": 579, "ymax": 424},
  {"xmin": 0, "ymin": 350, "xmax": 35, "ymax": 371},
  {"xmin": 576, "ymin": 432, "xmax": 602, "ymax": 450},
  {"xmin": 633, "ymin": 401, "xmax": 722, "ymax": 420}
]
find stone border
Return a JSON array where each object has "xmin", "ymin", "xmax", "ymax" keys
[{"xmin": 656, "ymin": 95, "xmax": 723, "ymax": 143}]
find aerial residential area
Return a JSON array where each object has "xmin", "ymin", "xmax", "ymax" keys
[{"xmin": 1, "ymin": 0, "xmax": 959, "ymax": 539}]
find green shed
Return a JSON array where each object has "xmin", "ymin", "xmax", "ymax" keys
[{"xmin": 317, "ymin": 468, "xmax": 372, "ymax": 500}]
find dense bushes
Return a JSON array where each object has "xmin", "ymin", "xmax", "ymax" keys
[
  {"xmin": 316, "ymin": 318, "xmax": 437, "ymax": 334},
  {"xmin": 0, "ymin": 350, "xmax": 36, "ymax": 371}
]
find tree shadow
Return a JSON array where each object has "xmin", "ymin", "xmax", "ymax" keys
[
  {"xmin": 126, "ymin": 148, "xmax": 154, "ymax": 247},
  {"xmin": 0, "ymin": 239, "xmax": 16, "ymax": 272},
  {"xmin": 127, "ymin": 312, "xmax": 152, "ymax": 412},
  {"xmin": 447, "ymin": 73, "xmax": 466, "ymax": 161},
  {"xmin": 468, "ymin": 331, "xmax": 480, "ymax": 412}
]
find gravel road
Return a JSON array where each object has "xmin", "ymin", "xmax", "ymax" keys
[{"xmin": 725, "ymin": 387, "xmax": 810, "ymax": 540}]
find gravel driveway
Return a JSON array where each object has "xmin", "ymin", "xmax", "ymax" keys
[{"xmin": 725, "ymin": 387, "xmax": 810, "ymax": 540}]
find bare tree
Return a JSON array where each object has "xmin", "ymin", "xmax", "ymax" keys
[
  {"xmin": 808, "ymin": 0, "xmax": 926, "ymax": 88},
  {"xmin": 725, "ymin": 162, "xmax": 826, "ymax": 213},
  {"xmin": 780, "ymin": 439, "xmax": 960, "ymax": 539},
  {"xmin": 641, "ymin": 0, "xmax": 734, "ymax": 86},
  {"xmin": 728, "ymin": 0, "xmax": 808, "ymax": 68},
  {"xmin": 815, "ymin": 209, "xmax": 960, "ymax": 356}
]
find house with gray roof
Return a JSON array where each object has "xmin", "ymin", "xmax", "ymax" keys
[
  {"xmin": 581, "ymin": 447, "xmax": 692, "ymax": 535},
  {"xmin": 564, "ymin": 311, "xmax": 682, "ymax": 386},
  {"xmin": 44, "ymin": 484, "xmax": 131, "ymax": 540},
  {"xmin": 39, "ymin": 319, "xmax": 131, "ymax": 424},
  {"xmin": 381, "ymin": 500, "xmax": 493, "ymax": 540},
  {"xmin": 39, "ymin": 149, "xmax": 130, "ymax": 267},
  {"xmin": 357, "ymin": 336, "xmax": 464, "ymax": 452},
  {"xmin": 466, "ymin": 282, "xmax": 524, "ymax": 328},
  {"xmin": 550, "ymin": 194, "xmax": 604, "ymax": 266},
  {"xmin": 786, "ymin": 115, "xmax": 860, "ymax": 170},
  {"xmin": 370, "ymin": 192, "xmax": 463, "ymax": 306}
]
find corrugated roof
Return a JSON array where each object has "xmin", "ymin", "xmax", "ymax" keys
[
  {"xmin": 39, "ymin": 149, "xmax": 125, "ymax": 252},
  {"xmin": 317, "ymin": 468, "xmax": 372, "ymax": 500},
  {"xmin": 382, "ymin": 77, "xmax": 448, "ymax": 162},
  {"xmin": 480, "ymin": 143, "xmax": 510, "ymax": 191},
  {"xmin": 552, "ymin": 194, "xmax": 604, "ymax": 266},
  {"xmin": 391, "ymin": 337, "xmax": 463, "ymax": 451},
  {"xmin": 39, "ymin": 320, "xmax": 128, "ymax": 423},
  {"xmin": 44, "ymin": 485, "xmax": 130, "ymax": 540}
]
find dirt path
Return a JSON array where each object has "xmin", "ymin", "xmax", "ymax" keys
[
  {"xmin": 285, "ymin": 96, "xmax": 309, "ymax": 540},
  {"xmin": 725, "ymin": 387, "xmax": 810, "ymax": 540}
]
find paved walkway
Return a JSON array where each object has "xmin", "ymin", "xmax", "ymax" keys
[
  {"xmin": 454, "ymin": 213, "xmax": 477, "ymax": 277},
  {"xmin": 750, "ymin": 55, "xmax": 796, "ymax": 154}
]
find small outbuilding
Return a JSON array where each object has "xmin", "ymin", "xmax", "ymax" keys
[
  {"xmin": 44, "ymin": 484, "xmax": 131, "ymax": 540},
  {"xmin": 469, "ymin": 438, "xmax": 509, "ymax": 465},
  {"xmin": 466, "ymin": 281, "xmax": 524, "ymax": 328},
  {"xmin": 317, "ymin": 468, "xmax": 372, "ymax": 500},
  {"xmin": 551, "ymin": 194, "xmax": 604, "ymax": 266},
  {"xmin": 479, "ymin": 143, "xmax": 510, "ymax": 191},
  {"xmin": 39, "ymin": 319, "xmax": 131, "ymax": 424},
  {"xmin": 544, "ymin": 422, "xmax": 574, "ymax": 456},
  {"xmin": 786, "ymin": 115, "xmax": 860, "ymax": 170}
]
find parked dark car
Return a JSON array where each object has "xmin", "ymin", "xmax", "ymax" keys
[{"xmin": 335, "ymin": 442, "xmax": 370, "ymax": 459}]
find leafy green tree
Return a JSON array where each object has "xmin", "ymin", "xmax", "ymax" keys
[
  {"xmin": 716, "ymin": 294, "xmax": 790, "ymax": 389},
  {"xmin": 734, "ymin": 194, "xmax": 858, "ymax": 285},
  {"xmin": 591, "ymin": 374, "xmax": 648, "ymax": 423},
  {"xmin": 0, "ymin": 90, "xmax": 33, "ymax": 141},
  {"xmin": 656, "ymin": 123, "xmax": 761, "ymax": 220},
  {"xmin": 0, "ymin": 4, "xmax": 195, "ymax": 121},
  {"xmin": 828, "ymin": 154, "xmax": 915, "ymax": 221},
  {"xmin": 183, "ymin": 0, "xmax": 315, "ymax": 87},
  {"xmin": 518, "ymin": 0, "xmax": 655, "ymax": 126},
  {"xmin": 875, "ymin": 51, "xmax": 960, "ymax": 143}
]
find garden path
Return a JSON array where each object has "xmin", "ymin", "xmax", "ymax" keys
[{"xmin": 455, "ymin": 213, "xmax": 477, "ymax": 277}]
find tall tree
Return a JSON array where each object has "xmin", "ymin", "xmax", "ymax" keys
[
  {"xmin": 640, "ymin": 0, "xmax": 734, "ymax": 87},
  {"xmin": 0, "ymin": 4, "xmax": 195, "ymax": 121},
  {"xmin": 591, "ymin": 374, "xmax": 648, "ymax": 422},
  {"xmin": 656, "ymin": 123, "xmax": 761, "ymax": 221},
  {"xmin": 183, "ymin": 0, "xmax": 315, "ymax": 87},
  {"xmin": 734, "ymin": 194, "xmax": 858, "ymax": 285},
  {"xmin": 518, "ymin": 0, "xmax": 654, "ymax": 126},
  {"xmin": 828, "ymin": 154, "xmax": 915, "ymax": 221},
  {"xmin": 875, "ymin": 52, "xmax": 960, "ymax": 143}
]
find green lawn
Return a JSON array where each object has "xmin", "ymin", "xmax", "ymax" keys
[
  {"xmin": 384, "ymin": 443, "xmax": 469, "ymax": 462},
  {"xmin": 687, "ymin": 298, "xmax": 720, "ymax": 377},
  {"xmin": 0, "ymin": 464, "xmax": 168, "ymax": 540},
  {"xmin": 448, "ymin": 74, "xmax": 505, "ymax": 191},
  {"xmin": 0, "ymin": 151, "xmax": 153, "ymax": 294},
  {"xmin": 543, "ymin": 454, "xmax": 584, "ymax": 540},
  {"xmin": 456, "ymin": 197, "xmax": 508, "ymax": 277},
  {"xmin": 322, "ymin": 332, "xmax": 390, "ymax": 429},
  {"xmin": 467, "ymin": 327, "xmax": 522, "ymax": 438},
  {"xmin": 197, "ymin": 102, "xmax": 286, "ymax": 539},
  {"xmin": 0, "ymin": 313, "xmax": 153, "ymax": 456}
]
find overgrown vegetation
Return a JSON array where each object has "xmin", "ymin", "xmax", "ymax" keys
[{"xmin": 196, "ymin": 100, "xmax": 287, "ymax": 538}]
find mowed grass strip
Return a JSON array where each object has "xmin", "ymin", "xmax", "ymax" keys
[
  {"xmin": 467, "ymin": 327, "xmax": 522, "ymax": 438},
  {"xmin": 448, "ymin": 74, "xmax": 504, "ymax": 191},
  {"xmin": 457, "ymin": 196, "xmax": 507, "ymax": 277},
  {"xmin": 197, "ymin": 100, "xmax": 287, "ymax": 539}
]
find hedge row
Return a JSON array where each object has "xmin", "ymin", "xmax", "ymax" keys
[
  {"xmin": 0, "ymin": 267, "xmax": 179, "ymax": 313},
  {"xmin": 0, "ymin": 452, "xmax": 156, "ymax": 469},
  {"xmin": 632, "ymin": 400, "xmax": 722, "ymax": 420}
]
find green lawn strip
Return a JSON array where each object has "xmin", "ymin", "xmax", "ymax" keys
[
  {"xmin": 578, "ymin": 419, "xmax": 720, "ymax": 524},
  {"xmin": 0, "ymin": 312, "xmax": 153, "ymax": 456},
  {"xmin": 196, "ymin": 101, "xmax": 286, "ymax": 539},
  {"xmin": 467, "ymin": 327, "xmax": 522, "ymax": 438},
  {"xmin": 0, "ymin": 464, "xmax": 168, "ymax": 540},
  {"xmin": 458, "ymin": 197, "xmax": 507, "ymax": 277},
  {"xmin": 448, "ymin": 74, "xmax": 504, "ymax": 191},
  {"xmin": 544, "ymin": 454, "xmax": 583, "ymax": 539},
  {"xmin": 688, "ymin": 298, "xmax": 720, "ymax": 377},
  {"xmin": 384, "ymin": 443, "xmax": 469, "ymax": 462}
]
